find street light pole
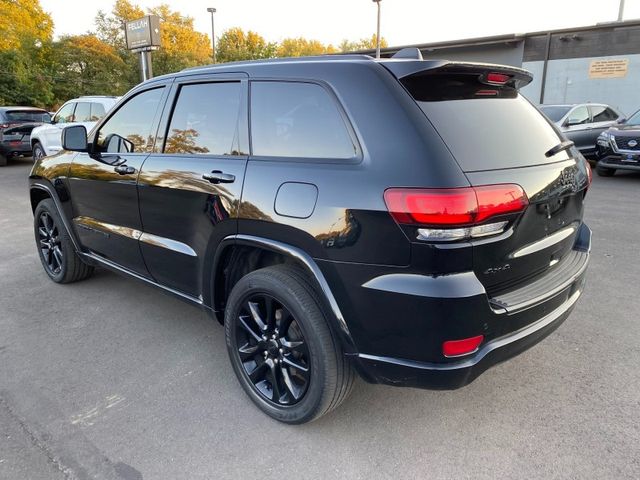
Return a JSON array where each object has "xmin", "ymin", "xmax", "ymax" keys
[
  {"xmin": 618, "ymin": 0, "xmax": 625, "ymax": 21},
  {"xmin": 207, "ymin": 7, "xmax": 217, "ymax": 63},
  {"xmin": 372, "ymin": 0, "xmax": 381, "ymax": 59}
]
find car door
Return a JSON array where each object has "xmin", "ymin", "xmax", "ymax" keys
[
  {"xmin": 562, "ymin": 105, "xmax": 594, "ymax": 152},
  {"xmin": 67, "ymin": 85, "xmax": 169, "ymax": 276},
  {"xmin": 137, "ymin": 75, "xmax": 248, "ymax": 297},
  {"xmin": 46, "ymin": 102, "xmax": 76, "ymax": 154}
]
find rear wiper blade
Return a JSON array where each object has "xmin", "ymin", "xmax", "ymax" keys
[{"xmin": 545, "ymin": 140, "xmax": 575, "ymax": 158}]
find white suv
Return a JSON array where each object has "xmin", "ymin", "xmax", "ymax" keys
[{"xmin": 31, "ymin": 96, "xmax": 119, "ymax": 159}]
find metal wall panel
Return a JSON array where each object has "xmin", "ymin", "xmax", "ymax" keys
[{"xmin": 523, "ymin": 54, "xmax": 640, "ymax": 114}]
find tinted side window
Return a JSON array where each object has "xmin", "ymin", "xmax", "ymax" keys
[
  {"xmin": 74, "ymin": 103, "xmax": 92, "ymax": 122},
  {"xmin": 90, "ymin": 103, "xmax": 107, "ymax": 121},
  {"xmin": 164, "ymin": 82, "xmax": 241, "ymax": 155},
  {"xmin": 96, "ymin": 88, "xmax": 164, "ymax": 153},
  {"xmin": 250, "ymin": 82, "xmax": 356, "ymax": 159},
  {"xmin": 566, "ymin": 106, "xmax": 590, "ymax": 126},
  {"xmin": 591, "ymin": 106, "xmax": 618, "ymax": 122},
  {"xmin": 54, "ymin": 103, "xmax": 76, "ymax": 124}
]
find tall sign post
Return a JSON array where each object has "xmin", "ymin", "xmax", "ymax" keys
[{"xmin": 124, "ymin": 15, "xmax": 161, "ymax": 82}]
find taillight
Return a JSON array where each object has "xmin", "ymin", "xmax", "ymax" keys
[
  {"xmin": 443, "ymin": 335, "xmax": 484, "ymax": 357},
  {"xmin": 586, "ymin": 160, "xmax": 593, "ymax": 187},
  {"xmin": 486, "ymin": 72, "xmax": 511, "ymax": 85},
  {"xmin": 474, "ymin": 184, "xmax": 529, "ymax": 222},
  {"xmin": 384, "ymin": 184, "xmax": 528, "ymax": 241},
  {"xmin": 0, "ymin": 124, "xmax": 8, "ymax": 129}
]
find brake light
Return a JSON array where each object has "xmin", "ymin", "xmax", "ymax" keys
[
  {"xmin": 384, "ymin": 184, "xmax": 528, "ymax": 241},
  {"xmin": 586, "ymin": 160, "xmax": 593, "ymax": 187},
  {"xmin": 443, "ymin": 335, "xmax": 484, "ymax": 357},
  {"xmin": 486, "ymin": 72, "xmax": 511, "ymax": 85},
  {"xmin": 0, "ymin": 124, "xmax": 8, "ymax": 129},
  {"xmin": 384, "ymin": 184, "xmax": 528, "ymax": 227}
]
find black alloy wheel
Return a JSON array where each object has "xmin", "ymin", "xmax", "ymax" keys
[
  {"xmin": 37, "ymin": 211, "xmax": 63, "ymax": 275},
  {"xmin": 224, "ymin": 265, "xmax": 355, "ymax": 424},
  {"xmin": 235, "ymin": 293, "xmax": 310, "ymax": 405},
  {"xmin": 33, "ymin": 199, "xmax": 94, "ymax": 283}
]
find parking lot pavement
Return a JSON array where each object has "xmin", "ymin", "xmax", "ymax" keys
[{"xmin": 1, "ymin": 157, "xmax": 639, "ymax": 480}]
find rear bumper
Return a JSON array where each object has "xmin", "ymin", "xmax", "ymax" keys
[
  {"xmin": 324, "ymin": 223, "xmax": 591, "ymax": 390},
  {"xmin": 0, "ymin": 139, "xmax": 31, "ymax": 156},
  {"xmin": 352, "ymin": 286, "xmax": 582, "ymax": 389}
]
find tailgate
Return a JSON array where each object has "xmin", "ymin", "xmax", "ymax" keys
[{"xmin": 390, "ymin": 60, "xmax": 590, "ymax": 295}]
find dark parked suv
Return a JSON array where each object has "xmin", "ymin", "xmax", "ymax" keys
[
  {"xmin": 29, "ymin": 53, "xmax": 592, "ymax": 423},
  {"xmin": 0, "ymin": 106, "xmax": 51, "ymax": 166},
  {"xmin": 595, "ymin": 107, "xmax": 640, "ymax": 176}
]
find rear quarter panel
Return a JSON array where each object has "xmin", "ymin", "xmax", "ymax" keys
[{"xmin": 239, "ymin": 61, "xmax": 470, "ymax": 265}]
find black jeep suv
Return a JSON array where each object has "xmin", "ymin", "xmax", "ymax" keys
[
  {"xmin": 29, "ymin": 53, "xmax": 592, "ymax": 424},
  {"xmin": 595, "ymin": 107, "xmax": 640, "ymax": 176}
]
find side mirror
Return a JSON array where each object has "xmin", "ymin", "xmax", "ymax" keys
[
  {"xmin": 565, "ymin": 119, "xmax": 580, "ymax": 127},
  {"xmin": 62, "ymin": 125, "xmax": 88, "ymax": 152},
  {"xmin": 617, "ymin": 117, "xmax": 627, "ymax": 124}
]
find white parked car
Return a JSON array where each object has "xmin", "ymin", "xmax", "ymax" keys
[{"xmin": 31, "ymin": 96, "xmax": 119, "ymax": 159}]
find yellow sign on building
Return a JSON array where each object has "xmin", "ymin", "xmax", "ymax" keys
[{"xmin": 589, "ymin": 59, "xmax": 629, "ymax": 79}]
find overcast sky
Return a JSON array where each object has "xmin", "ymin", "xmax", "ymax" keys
[{"xmin": 41, "ymin": 0, "xmax": 640, "ymax": 47}]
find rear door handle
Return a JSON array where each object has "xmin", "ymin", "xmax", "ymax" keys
[
  {"xmin": 114, "ymin": 165, "xmax": 136, "ymax": 175},
  {"xmin": 202, "ymin": 170, "xmax": 235, "ymax": 184}
]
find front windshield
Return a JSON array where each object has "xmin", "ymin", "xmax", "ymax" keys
[
  {"xmin": 627, "ymin": 110, "xmax": 640, "ymax": 126},
  {"xmin": 539, "ymin": 106, "xmax": 571, "ymax": 122}
]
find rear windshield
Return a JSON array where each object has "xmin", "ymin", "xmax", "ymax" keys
[
  {"xmin": 5, "ymin": 110, "xmax": 50, "ymax": 123},
  {"xmin": 408, "ymin": 81, "xmax": 565, "ymax": 172},
  {"xmin": 539, "ymin": 106, "xmax": 571, "ymax": 122}
]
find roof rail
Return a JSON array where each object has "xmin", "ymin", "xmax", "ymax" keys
[{"xmin": 181, "ymin": 54, "xmax": 374, "ymax": 72}]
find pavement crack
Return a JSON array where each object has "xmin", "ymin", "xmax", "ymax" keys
[{"xmin": 0, "ymin": 394, "xmax": 74, "ymax": 479}]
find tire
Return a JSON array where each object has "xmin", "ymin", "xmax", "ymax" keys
[
  {"xmin": 224, "ymin": 264, "xmax": 355, "ymax": 424},
  {"xmin": 0, "ymin": 153, "xmax": 7, "ymax": 167},
  {"xmin": 32, "ymin": 142, "xmax": 46, "ymax": 161},
  {"xmin": 595, "ymin": 162, "xmax": 615, "ymax": 177},
  {"xmin": 34, "ymin": 198, "xmax": 94, "ymax": 284}
]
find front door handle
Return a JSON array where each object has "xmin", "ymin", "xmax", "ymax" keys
[
  {"xmin": 114, "ymin": 165, "xmax": 136, "ymax": 175},
  {"xmin": 202, "ymin": 170, "xmax": 235, "ymax": 184},
  {"xmin": 113, "ymin": 165, "xmax": 136, "ymax": 175}
]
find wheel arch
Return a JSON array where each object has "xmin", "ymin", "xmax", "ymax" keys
[
  {"xmin": 29, "ymin": 183, "xmax": 82, "ymax": 253},
  {"xmin": 30, "ymin": 186, "xmax": 51, "ymax": 213},
  {"xmin": 209, "ymin": 235, "xmax": 356, "ymax": 353}
]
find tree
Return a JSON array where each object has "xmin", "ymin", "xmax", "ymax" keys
[
  {"xmin": 0, "ymin": 0, "xmax": 55, "ymax": 106},
  {"xmin": 339, "ymin": 35, "xmax": 388, "ymax": 52},
  {"xmin": 277, "ymin": 38, "xmax": 335, "ymax": 58},
  {"xmin": 0, "ymin": 0, "xmax": 53, "ymax": 53},
  {"xmin": 147, "ymin": 4, "xmax": 212, "ymax": 75},
  {"xmin": 94, "ymin": 0, "xmax": 145, "ymax": 89},
  {"xmin": 95, "ymin": 1, "xmax": 212, "ymax": 79},
  {"xmin": 95, "ymin": 0, "xmax": 145, "ymax": 51},
  {"xmin": 0, "ymin": 47, "xmax": 54, "ymax": 106},
  {"xmin": 50, "ymin": 35, "xmax": 129, "ymax": 102},
  {"xmin": 216, "ymin": 28, "xmax": 277, "ymax": 63}
]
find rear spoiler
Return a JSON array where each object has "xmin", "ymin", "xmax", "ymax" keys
[{"xmin": 380, "ymin": 59, "xmax": 533, "ymax": 90}]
